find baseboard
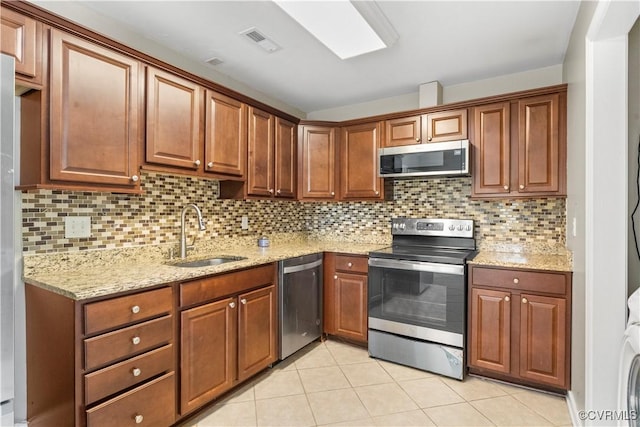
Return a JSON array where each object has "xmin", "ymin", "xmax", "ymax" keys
[{"xmin": 566, "ymin": 390, "xmax": 582, "ymax": 427}]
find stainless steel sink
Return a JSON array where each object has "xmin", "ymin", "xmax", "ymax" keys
[{"xmin": 170, "ymin": 256, "xmax": 247, "ymax": 268}]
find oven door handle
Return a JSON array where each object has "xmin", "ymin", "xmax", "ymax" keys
[{"xmin": 368, "ymin": 258, "xmax": 464, "ymax": 275}]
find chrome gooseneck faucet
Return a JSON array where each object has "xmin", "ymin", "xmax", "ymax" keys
[{"xmin": 180, "ymin": 204, "xmax": 206, "ymax": 259}]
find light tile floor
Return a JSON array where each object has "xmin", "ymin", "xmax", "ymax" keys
[{"xmin": 181, "ymin": 340, "xmax": 573, "ymax": 427}]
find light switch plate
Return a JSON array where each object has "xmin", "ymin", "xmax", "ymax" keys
[{"xmin": 65, "ymin": 216, "xmax": 91, "ymax": 238}]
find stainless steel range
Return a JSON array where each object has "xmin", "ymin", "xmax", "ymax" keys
[{"xmin": 368, "ymin": 218, "xmax": 476, "ymax": 380}]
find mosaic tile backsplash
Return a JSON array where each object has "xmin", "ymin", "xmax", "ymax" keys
[{"xmin": 21, "ymin": 172, "xmax": 565, "ymax": 254}]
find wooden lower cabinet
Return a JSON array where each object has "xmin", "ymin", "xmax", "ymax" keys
[
  {"xmin": 179, "ymin": 264, "xmax": 277, "ymax": 416},
  {"xmin": 25, "ymin": 284, "xmax": 176, "ymax": 427},
  {"xmin": 468, "ymin": 265, "xmax": 571, "ymax": 391},
  {"xmin": 324, "ymin": 253, "xmax": 368, "ymax": 343},
  {"xmin": 180, "ymin": 297, "xmax": 236, "ymax": 414}
]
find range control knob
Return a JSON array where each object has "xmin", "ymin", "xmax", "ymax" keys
[
  {"xmin": 457, "ymin": 225, "xmax": 464, "ymax": 231},
  {"xmin": 466, "ymin": 225, "xmax": 472, "ymax": 231},
  {"xmin": 449, "ymin": 225, "xmax": 455, "ymax": 231},
  {"xmin": 399, "ymin": 223, "xmax": 406, "ymax": 230}
]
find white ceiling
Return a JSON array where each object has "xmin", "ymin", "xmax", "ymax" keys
[{"xmin": 74, "ymin": 1, "xmax": 580, "ymax": 114}]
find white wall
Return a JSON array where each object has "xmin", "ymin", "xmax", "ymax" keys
[
  {"xmin": 306, "ymin": 65, "xmax": 563, "ymax": 121},
  {"xmin": 563, "ymin": 2, "xmax": 640, "ymax": 424},
  {"xmin": 629, "ymin": 18, "xmax": 640, "ymax": 297},
  {"xmin": 30, "ymin": 1, "xmax": 306, "ymax": 120},
  {"xmin": 562, "ymin": 0, "xmax": 596, "ymax": 418}
]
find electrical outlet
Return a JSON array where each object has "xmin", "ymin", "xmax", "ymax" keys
[
  {"xmin": 241, "ymin": 215, "xmax": 249, "ymax": 230},
  {"xmin": 65, "ymin": 216, "xmax": 91, "ymax": 238}
]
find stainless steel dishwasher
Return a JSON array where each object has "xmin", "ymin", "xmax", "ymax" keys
[{"xmin": 278, "ymin": 253, "xmax": 323, "ymax": 359}]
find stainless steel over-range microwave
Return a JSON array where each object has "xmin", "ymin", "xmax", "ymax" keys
[{"xmin": 378, "ymin": 140, "xmax": 470, "ymax": 178}]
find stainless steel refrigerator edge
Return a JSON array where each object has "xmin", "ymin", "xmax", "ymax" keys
[
  {"xmin": 278, "ymin": 254, "xmax": 323, "ymax": 360},
  {"xmin": 1, "ymin": 54, "xmax": 16, "ymax": 426}
]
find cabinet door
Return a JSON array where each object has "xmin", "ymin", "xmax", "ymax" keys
[
  {"xmin": 471, "ymin": 103, "xmax": 511, "ymax": 196},
  {"xmin": 519, "ymin": 293, "xmax": 567, "ymax": 388},
  {"xmin": 180, "ymin": 297, "xmax": 236, "ymax": 415},
  {"xmin": 247, "ymin": 107, "xmax": 274, "ymax": 197},
  {"xmin": 1, "ymin": 7, "xmax": 41, "ymax": 82},
  {"xmin": 340, "ymin": 122, "xmax": 383, "ymax": 200},
  {"xmin": 204, "ymin": 90, "xmax": 247, "ymax": 177},
  {"xmin": 237, "ymin": 285, "xmax": 277, "ymax": 381},
  {"xmin": 274, "ymin": 117, "xmax": 296, "ymax": 199},
  {"xmin": 334, "ymin": 272, "xmax": 368, "ymax": 343},
  {"xmin": 384, "ymin": 115, "xmax": 421, "ymax": 147},
  {"xmin": 49, "ymin": 30, "xmax": 141, "ymax": 187},
  {"xmin": 469, "ymin": 287, "xmax": 511, "ymax": 374},
  {"xmin": 517, "ymin": 94, "xmax": 560, "ymax": 194},
  {"xmin": 146, "ymin": 67, "xmax": 202, "ymax": 170},
  {"xmin": 424, "ymin": 109, "xmax": 467, "ymax": 143},
  {"xmin": 299, "ymin": 126, "xmax": 337, "ymax": 199}
]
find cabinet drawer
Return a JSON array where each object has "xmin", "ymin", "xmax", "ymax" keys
[
  {"xmin": 86, "ymin": 372, "xmax": 175, "ymax": 427},
  {"xmin": 335, "ymin": 255, "xmax": 368, "ymax": 274},
  {"xmin": 85, "ymin": 344, "xmax": 174, "ymax": 405},
  {"xmin": 471, "ymin": 266, "xmax": 567, "ymax": 295},
  {"xmin": 84, "ymin": 287, "xmax": 173, "ymax": 335},
  {"xmin": 84, "ymin": 315, "xmax": 172, "ymax": 370},
  {"xmin": 180, "ymin": 264, "xmax": 275, "ymax": 307}
]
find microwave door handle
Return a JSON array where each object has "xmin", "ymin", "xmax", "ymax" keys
[{"xmin": 368, "ymin": 258, "xmax": 464, "ymax": 275}]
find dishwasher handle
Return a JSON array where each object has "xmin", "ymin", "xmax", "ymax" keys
[{"xmin": 282, "ymin": 258, "xmax": 323, "ymax": 274}]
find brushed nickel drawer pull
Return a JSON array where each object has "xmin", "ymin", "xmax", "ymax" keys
[
  {"xmin": 132, "ymin": 367, "xmax": 141, "ymax": 377},
  {"xmin": 513, "ymin": 278, "xmax": 519, "ymax": 284},
  {"xmin": 131, "ymin": 305, "xmax": 140, "ymax": 314},
  {"xmin": 347, "ymin": 262, "xmax": 353, "ymax": 268},
  {"xmin": 131, "ymin": 336, "xmax": 141, "ymax": 345},
  {"xmin": 134, "ymin": 414, "xmax": 144, "ymax": 424}
]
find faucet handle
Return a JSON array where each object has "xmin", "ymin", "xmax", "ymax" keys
[{"xmin": 198, "ymin": 217, "xmax": 206, "ymax": 231}]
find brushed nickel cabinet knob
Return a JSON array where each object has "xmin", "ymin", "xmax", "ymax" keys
[
  {"xmin": 134, "ymin": 414, "xmax": 144, "ymax": 424},
  {"xmin": 504, "ymin": 296, "xmax": 510, "ymax": 302},
  {"xmin": 131, "ymin": 305, "xmax": 140, "ymax": 314},
  {"xmin": 131, "ymin": 175, "xmax": 139, "ymax": 182},
  {"xmin": 132, "ymin": 336, "xmax": 141, "ymax": 345},
  {"xmin": 195, "ymin": 160, "xmax": 201, "ymax": 166},
  {"xmin": 522, "ymin": 297, "xmax": 528, "ymax": 304},
  {"xmin": 503, "ymin": 185, "xmax": 509, "ymax": 191},
  {"xmin": 207, "ymin": 162, "xmax": 213, "ymax": 168},
  {"xmin": 132, "ymin": 367, "xmax": 141, "ymax": 377}
]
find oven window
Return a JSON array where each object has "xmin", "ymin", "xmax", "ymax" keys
[
  {"xmin": 629, "ymin": 354, "xmax": 640, "ymax": 426},
  {"xmin": 368, "ymin": 264, "xmax": 465, "ymax": 334}
]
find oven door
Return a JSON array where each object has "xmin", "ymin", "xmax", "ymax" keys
[{"xmin": 368, "ymin": 258, "xmax": 465, "ymax": 347}]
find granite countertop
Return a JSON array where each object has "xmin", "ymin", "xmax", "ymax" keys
[
  {"xmin": 23, "ymin": 239, "xmax": 388, "ymax": 301},
  {"xmin": 469, "ymin": 249, "xmax": 573, "ymax": 272}
]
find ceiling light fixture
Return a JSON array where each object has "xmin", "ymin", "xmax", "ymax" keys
[{"xmin": 273, "ymin": 0, "xmax": 397, "ymax": 60}]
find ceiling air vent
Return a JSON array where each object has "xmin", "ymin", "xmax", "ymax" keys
[
  {"xmin": 205, "ymin": 57, "xmax": 224, "ymax": 67},
  {"xmin": 239, "ymin": 27, "xmax": 281, "ymax": 53}
]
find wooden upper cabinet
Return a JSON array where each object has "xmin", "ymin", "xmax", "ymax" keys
[
  {"xmin": 382, "ymin": 109, "xmax": 467, "ymax": 147},
  {"xmin": 384, "ymin": 115, "xmax": 421, "ymax": 147},
  {"xmin": 340, "ymin": 122, "xmax": 383, "ymax": 200},
  {"xmin": 49, "ymin": 29, "xmax": 141, "ymax": 188},
  {"xmin": 146, "ymin": 67, "xmax": 203, "ymax": 170},
  {"xmin": 518, "ymin": 94, "xmax": 560, "ymax": 194},
  {"xmin": 298, "ymin": 125, "xmax": 337, "ymax": 200},
  {"xmin": 424, "ymin": 109, "xmax": 468, "ymax": 143},
  {"xmin": 472, "ymin": 102, "xmax": 511, "ymax": 195},
  {"xmin": 1, "ymin": 6, "xmax": 42, "ymax": 85},
  {"xmin": 274, "ymin": 117, "xmax": 296, "ymax": 199},
  {"xmin": 246, "ymin": 110, "xmax": 296, "ymax": 199},
  {"xmin": 471, "ymin": 91, "xmax": 566, "ymax": 198},
  {"xmin": 204, "ymin": 90, "xmax": 247, "ymax": 178},
  {"xmin": 247, "ymin": 107, "xmax": 274, "ymax": 197}
]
